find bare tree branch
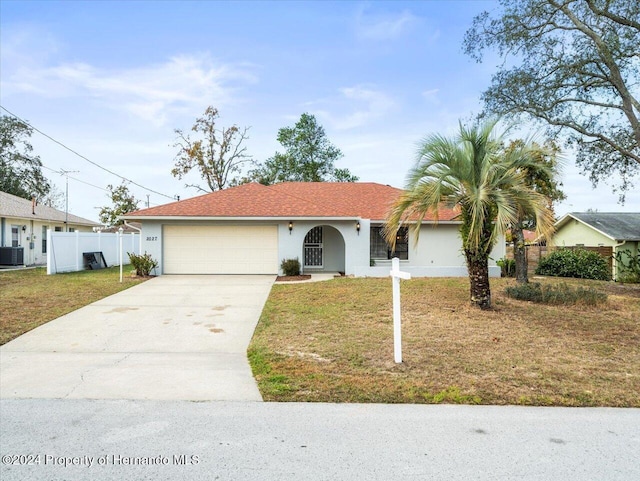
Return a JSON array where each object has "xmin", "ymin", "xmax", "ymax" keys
[{"xmin": 171, "ymin": 107, "xmax": 253, "ymax": 192}]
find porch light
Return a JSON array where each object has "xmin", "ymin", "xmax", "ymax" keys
[
  {"xmin": 22, "ymin": 225, "xmax": 27, "ymax": 232},
  {"xmin": 288, "ymin": 221, "xmax": 293, "ymax": 234},
  {"xmin": 356, "ymin": 221, "xmax": 361, "ymax": 235}
]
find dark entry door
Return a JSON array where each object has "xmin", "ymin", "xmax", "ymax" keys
[{"xmin": 304, "ymin": 226, "xmax": 323, "ymax": 267}]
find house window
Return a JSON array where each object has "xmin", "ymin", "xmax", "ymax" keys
[
  {"xmin": 42, "ymin": 226, "xmax": 48, "ymax": 253},
  {"xmin": 54, "ymin": 227, "xmax": 62, "ymax": 232},
  {"xmin": 11, "ymin": 226, "xmax": 19, "ymax": 247},
  {"xmin": 370, "ymin": 226, "xmax": 408, "ymax": 260},
  {"xmin": 69, "ymin": 228, "xmax": 75, "ymax": 233}
]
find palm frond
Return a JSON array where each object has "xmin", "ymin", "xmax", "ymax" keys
[{"xmin": 386, "ymin": 118, "xmax": 558, "ymax": 255}]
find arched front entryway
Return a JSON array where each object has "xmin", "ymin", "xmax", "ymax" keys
[{"xmin": 302, "ymin": 225, "xmax": 345, "ymax": 274}]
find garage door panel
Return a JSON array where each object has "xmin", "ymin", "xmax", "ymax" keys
[{"xmin": 163, "ymin": 225, "xmax": 278, "ymax": 274}]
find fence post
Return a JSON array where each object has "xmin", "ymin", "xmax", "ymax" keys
[
  {"xmin": 46, "ymin": 229, "xmax": 52, "ymax": 275},
  {"xmin": 119, "ymin": 227, "xmax": 124, "ymax": 283},
  {"xmin": 75, "ymin": 230, "xmax": 80, "ymax": 271}
]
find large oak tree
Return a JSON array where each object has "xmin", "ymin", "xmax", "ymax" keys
[{"xmin": 464, "ymin": 0, "xmax": 640, "ymax": 197}]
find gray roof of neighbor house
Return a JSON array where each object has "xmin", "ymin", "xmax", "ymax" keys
[
  {"xmin": 559, "ymin": 212, "xmax": 640, "ymax": 242},
  {"xmin": 0, "ymin": 191, "xmax": 100, "ymax": 227}
]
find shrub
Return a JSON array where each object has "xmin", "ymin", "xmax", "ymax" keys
[
  {"xmin": 615, "ymin": 249, "xmax": 640, "ymax": 283},
  {"xmin": 535, "ymin": 248, "xmax": 610, "ymax": 280},
  {"xmin": 280, "ymin": 258, "xmax": 301, "ymax": 276},
  {"xmin": 505, "ymin": 282, "xmax": 607, "ymax": 306},
  {"xmin": 496, "ymin": 257, "xmax": 516, "ymax": 277},
  {"xmin": 128, "ymin": 252, "xmax": 158, "ymax": 276}
]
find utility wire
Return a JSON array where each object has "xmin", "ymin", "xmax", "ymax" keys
[
  {"xmin": 40, "ymin": 162, "xmax": 110, "ymax": 192},
  {"xmin": 1, "ymin": 105, "xmax": 176, "ymax": 200}
]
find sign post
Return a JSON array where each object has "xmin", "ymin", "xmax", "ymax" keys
[
  {"xmin": 390, "ymin": 257, "xmax": 411, "ymax": 363},
  {"xmin": 118, "ymin": 227, "xmax": 124, "ymax": 283}
]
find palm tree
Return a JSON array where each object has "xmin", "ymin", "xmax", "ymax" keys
[
  {"xmin": 385, "ymin": 120, "xmax": 555, "ymax": 309},
  {"xmin": 506, "ymin": 139, "xmax": 565, "ymax": 284}
]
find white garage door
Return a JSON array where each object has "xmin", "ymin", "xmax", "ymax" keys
[{"xmin": 163, "ymin": 225, "xmax": 278, "ymax": 274}]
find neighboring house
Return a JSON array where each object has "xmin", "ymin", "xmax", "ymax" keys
[
  {"xmin": 123, "ymin": 182, "xmax": 504, "ymax": 277},
  {"xmin": 553, "ymin": 212, "xmax": 640, "ymax": 280},
  {"xmin": 506, "ymin": 229, "xmax": 540, "ymax": 245},
  {"xmin": 0, "ymin": 191, "xmax": 100, "ymax": 266},
  {"xmin": 100, "ymin": 221, "xmax": 142, "ymax": 234}
]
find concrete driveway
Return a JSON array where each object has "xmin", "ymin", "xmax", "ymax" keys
[{"xmin": 0, "ymin": 275, "xmax": 275, "ymax": 401}]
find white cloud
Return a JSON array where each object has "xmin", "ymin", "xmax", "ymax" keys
[
  {"xmin": 355, "ymin": 6, "xmax": 419, "ymax": 41},
  {"xmin": 0, "ymin": 25, "xmax": 62, "ymax": 68},
  {"xmin": 2, "ymin": 54, "xmax": 257, "ymax": 126},
  {"xmin": 313, "ymin": 85, "xmax": 395, "ymax": 130},
  {"xmin": 421, "ymin": 88, "xmax": 440, "ymax": 104}
]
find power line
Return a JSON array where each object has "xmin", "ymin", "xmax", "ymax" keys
[
  {"xmin": 40, "ymin": 162, "xmax": 110, "ymax": 192},
  {"xmin": 40, "ymin": 158, "xmax": 163, "ymax": 207},
  {"xmin": 1, "ymin": 105, "xmax": 176, "ymax": 200}
]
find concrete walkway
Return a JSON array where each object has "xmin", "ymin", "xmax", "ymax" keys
[{"xmin": 0, "ymin": 275, "xmax": 275, "ymax": 401}]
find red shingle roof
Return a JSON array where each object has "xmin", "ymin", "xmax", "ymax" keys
[{"xmin": 125, "ymin": 182, "xmax": 459, "ymax": 221}]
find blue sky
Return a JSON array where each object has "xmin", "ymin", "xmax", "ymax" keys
[{"xmin": 1, "ymin": 0, "xmax": 638, "ymax": 222}]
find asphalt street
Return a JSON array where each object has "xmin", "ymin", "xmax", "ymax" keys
[{"xmin": 1, "ymin": 399, "xmax": 638, "ymax": 481}]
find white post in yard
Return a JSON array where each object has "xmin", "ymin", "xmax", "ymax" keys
[
  {"xmin": 46, "ymin": 228, "xmax": 52, "ymax": 275},
  {"xmin": 75, "ymin": 230, "xmax": 80, "ymax": 272},
  {"xmin": 118, "ymin": 227, "xmax": 124, "ymax": 283},
  {"xmin": 390, "ymin": 257, "xmax": 411, "ymax": 363}
]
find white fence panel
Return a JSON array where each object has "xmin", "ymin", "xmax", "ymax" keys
[{"xmin": 47, "ymin": 231, "xmax": 140, "ymax": 274}]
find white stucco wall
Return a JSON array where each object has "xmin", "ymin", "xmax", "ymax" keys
[
  {"xmin": 354, "ymin": 223, "xmax": 503, "ymax": 277},
  {"xmin": 139, "ymin": 222, "xmax": 164, "ymax": 272},
  {"xmin": 139, "ymin": 219, "xmax": 503, "ymax": 277},
  {"xmin": 278, "ymin": 219, "xmax": 364, "ymax": 275}
]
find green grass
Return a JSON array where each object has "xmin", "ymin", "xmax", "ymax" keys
[
  {"xmin": 0, "ymin": 266, "xmax": 148, "ymax": 345},
  {"xmin": 248, "ymin": 276, "xmax": 640, "ymax": 406}
]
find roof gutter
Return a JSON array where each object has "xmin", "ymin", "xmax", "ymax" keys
[
  {"xmin": 122, "ymin": 215, "xmax": 462, "ymax": 224},
  {"xmin": 121, "ymin": 215, "xmax": 363, "ymax": 222}
]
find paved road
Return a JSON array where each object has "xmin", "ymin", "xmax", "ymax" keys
[
  {"xmin": 0, "ymin": 275, "xmax": 274, "ymax": 401},
  {"xmin": 0, "ymin": 400, "xmax": 638, "ymax": 481}
]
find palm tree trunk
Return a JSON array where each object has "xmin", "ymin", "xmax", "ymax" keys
[
  {"xmin": 465, "ymin": 251, "xmax": 491, "ymax": 309},
  {"xmin": 512, "ymin": 223, "xmax": 529, "ymax": 284}
]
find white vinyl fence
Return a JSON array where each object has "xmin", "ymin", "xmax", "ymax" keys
[{"xmin": 47, "ymin": 231, "xmax": 141, "ymax": 274}]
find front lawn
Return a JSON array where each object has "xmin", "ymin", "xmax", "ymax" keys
[
  {"xmin": 0, "ymin": 266, "xmax": 148, "ymax": 345},
  {"xmin": 248, "ymin": 277, "xmax": 640, "ymax": 406}
]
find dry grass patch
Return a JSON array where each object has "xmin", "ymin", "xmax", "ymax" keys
[
  {"xmin": 0, "ymin": 266, "xmax": 148, "ymax": 345},
  {"xmin": 248, "ymin": 277, "xmax": 640, "ymax": 406}
]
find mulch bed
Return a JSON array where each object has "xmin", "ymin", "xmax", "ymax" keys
[{"xmin": 276, "ymin": 275, "xmax": 312, "ymax": 282}]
